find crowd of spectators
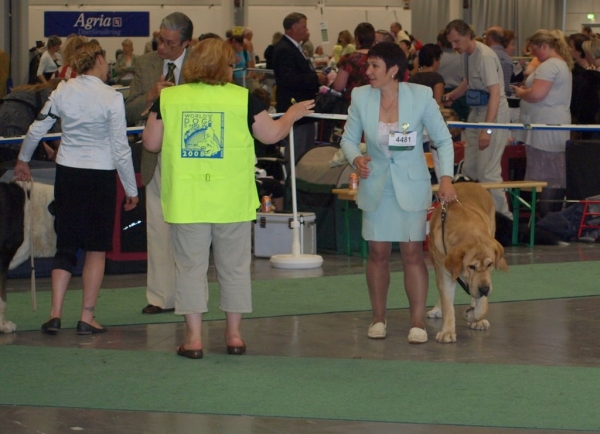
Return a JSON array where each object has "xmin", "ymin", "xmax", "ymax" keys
[
  {"xmin": 4, "ymin": 13, "xmax": 600, "ymax": 351},
  {"xmin": 11, "ymin": 20, "xmax": 600, "ymax": 210},
  {"xmin": 12, "ymin": 19, "xmax": 600, "ymax": 213}
]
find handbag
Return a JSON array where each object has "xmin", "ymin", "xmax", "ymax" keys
[
  {"xmin": 464, "ymin": 59, "xmax": 491, "ymax": 107},
  {"xmin": 314, "ymin": 91, "xmax": 349, "ymax": 115},
  {"xmin": 465, "ymin": 89, "xmax": 490, "ymax": 106}
]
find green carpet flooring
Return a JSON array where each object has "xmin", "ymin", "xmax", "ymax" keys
[
  {"xmin": 1, "ymin": 345, "xmax": 599, "ymax": 431},
  {"xmin": 7, "ymin": 261, "xmax": 600, "ymax": 332}
]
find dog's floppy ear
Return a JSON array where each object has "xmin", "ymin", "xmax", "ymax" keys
[
  {"xmin": 493, "ymin": 240, "xmax": 508, "ymax": 272},
  {"xmin": 444, "ymin": 246, "xmax": 466, "ymax": 280}
]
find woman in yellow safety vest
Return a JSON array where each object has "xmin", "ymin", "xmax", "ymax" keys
[{"xmin": 143, "ymin": 38, "xmax": 314, "ymax": 359}]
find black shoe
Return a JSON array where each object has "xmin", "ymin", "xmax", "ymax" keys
[
  {"xmin": 177, "ymin": 345, "xmax": 204, "ymax": 359},
  {"xmin": 41, "ymin": 318, "xmax": 61, "ymax": 335},
  {"xmin": 142, "ymin": 304, "xmax": 175, "ymax": 314},
  {"xmin": 226, "ymin": 341, "xmax": 247, "ymax": 355},
  {"xmin": 77, "ymin": 320, "xmax": 108, "ymax": 335}
]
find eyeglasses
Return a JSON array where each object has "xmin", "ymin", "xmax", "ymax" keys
[
  {"xmin": 156, "ymin": 35, "xmax": 181, "ymax": 50},
  {"xmin": 94, "ymin": 49, "xmax": 106, "ymax": 58}
]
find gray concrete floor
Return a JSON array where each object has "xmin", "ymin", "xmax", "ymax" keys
[{"xmin": 1, "ymin": 243, "xmax": 600, "ymax": 434}]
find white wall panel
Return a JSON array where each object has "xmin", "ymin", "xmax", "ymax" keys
[
  {"xmin": 566, "ymin": 0, "xmax": 595, "ymax": 14},
  {"xmin": 565, "ymin": 0, "xmax": 600, "ymax": 35}
]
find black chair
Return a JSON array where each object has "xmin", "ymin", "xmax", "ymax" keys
[{"xmin": 566, "ymin": 140, "xmax": 600, "ymax": 200}]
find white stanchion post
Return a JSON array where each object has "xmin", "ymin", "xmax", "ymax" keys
[
  {"xmin": 270, "ymin": 127, "xmax": 323, "ymax": 269},
  {"xmin": 289, "ymin": 125, "xmax": 301, "ymax": 256}
]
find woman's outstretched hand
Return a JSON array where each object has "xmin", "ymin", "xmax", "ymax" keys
[{"xmin": 288, "ymin": 99, "xmax": 315, "ymax": 122}]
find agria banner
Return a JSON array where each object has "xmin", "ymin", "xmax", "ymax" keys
[{"xmin": 44, "ymin": 12, "xmax": 149, "ymax": 37}]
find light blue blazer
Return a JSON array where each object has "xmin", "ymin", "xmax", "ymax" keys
[{"xmin": 340, "ymin": 82, "xmax": 454, "ymax": 213}]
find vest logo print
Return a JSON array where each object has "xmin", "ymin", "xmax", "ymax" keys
[{"xmin": 182, "ymin": 112, "xmax": 224, "ymax": 158}]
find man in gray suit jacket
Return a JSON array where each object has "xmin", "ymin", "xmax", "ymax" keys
[{"xmin": 125, "ymin": 12, "xmax": 193, "ymax": 314}]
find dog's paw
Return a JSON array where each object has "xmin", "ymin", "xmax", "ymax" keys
[
  {"xmin": 0, "ymin": 320, "xmax": 17, "ymax": 334},
  {"xmin": 464, "ymin": 307, "xmax": 476, "ymax": 323},
  {"xmin": 473, "ymin": 297, "xmax": 489, "ymax": 320},
  {"xmin": 465, "ymin": 306, "xmax": 487, "ymax": 328},
  {"xmin": 435, "ymin": 330, "xmax": 457, "ymax": 343},
  {"xmin": 468, "ymin": 319, "xmax": 490, "ymax": 330},
  {"xmin": 426, "ymin": 306, "xmax": 442, "ymax": 318}
]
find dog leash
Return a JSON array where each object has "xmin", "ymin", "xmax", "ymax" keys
[
  {"xmin": 26, "ymin": 179, "xmax": 37, "ymax": 312},
  {"xmin": 16, "ymin": 178, "xmax": 37, "ymax": 312},
  {"xmin": 440, "ymin": 200, "xmax": 471, "ymax": 297}
]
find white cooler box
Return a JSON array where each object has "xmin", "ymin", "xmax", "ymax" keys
[{"xmin": 253, "ymin": 212, "xmax": 317, "ymax": 258}]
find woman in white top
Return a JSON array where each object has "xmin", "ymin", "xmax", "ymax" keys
[
  {"xmin": 37, "ymin": 35, "xmax": 63, "ymax": 83},
  {"xmin": 513, "ymin": 29, "xmax": 573, "ymax": 216},
  {"xmin": 15, "ymin": 41, "xmax": 139, "ymax": 336}
]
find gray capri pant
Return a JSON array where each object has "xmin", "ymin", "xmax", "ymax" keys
[{"xmin": 169, "ymin": 221, "xmax": 253, "ymax": 315}]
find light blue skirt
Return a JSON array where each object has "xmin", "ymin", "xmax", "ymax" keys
[{"xmin": 362, "ymin": 176, "xmax": 427, "ymax": 242}]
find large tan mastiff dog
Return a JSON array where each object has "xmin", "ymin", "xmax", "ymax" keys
[{"xmin": 427, "ymin": 182, "xmax": 508, "ymax": 343}]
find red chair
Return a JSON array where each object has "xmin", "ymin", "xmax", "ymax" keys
[
  {"xmin": 577, "ymin": 200, "xmax": 600, "ymax": 238},
  {"xmin": 501, "ymin": 144, "xmax": 526, "ymax": 181}
]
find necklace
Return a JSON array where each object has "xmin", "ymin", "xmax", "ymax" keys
[{"xmin": 380, "ymin": 93, "xmax": 398, "ymax": 114}]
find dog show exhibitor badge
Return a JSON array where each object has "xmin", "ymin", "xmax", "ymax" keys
[
  {"xmin": 388, "ymin": 122, "xmax": 415, "ymax": 151},
  {"xmin": 181, "ymin": 111, "xmax": 224, "ymax": 158}
]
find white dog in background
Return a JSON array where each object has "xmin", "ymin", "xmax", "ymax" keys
[{"xmin": 0, "ymin": 181, "xmax": 56, "ymax": 333}]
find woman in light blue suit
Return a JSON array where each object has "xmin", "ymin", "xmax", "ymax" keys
[{"xmin": 341, "ymin": 43, "xmax": 456, "ymax": 344}]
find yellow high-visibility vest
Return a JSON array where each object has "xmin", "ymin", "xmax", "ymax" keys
[{"xmin": 160, "ymin": 82, "xmax": 258, "ymax": 223}]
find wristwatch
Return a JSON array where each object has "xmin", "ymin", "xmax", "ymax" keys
[{"xmin": 486, "ymin": 128, "xmax": 493, "ymax": 135}]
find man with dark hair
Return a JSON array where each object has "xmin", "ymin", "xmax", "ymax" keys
[
  {"xmin": 582, "ymin": 25, "xmax": 596, "ymax": 38},
  {"xmin": 125, "ymin": 12, "xmax": 194, "ymax": 315},
  {"xmin": 485, "ymin": 26, "xmax": 513, "ymax": 96},
  {"xmin": 272, "ymin": 12, "xmax": 326, "ymax": 165}
]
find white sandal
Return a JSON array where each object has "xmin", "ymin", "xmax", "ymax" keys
[
  {"xmin": 408, "ymin": 327, "xmax": 428, "ymax": 344},
  {"xmin": 367, "ymin": 321, "xmax": 387, "ymax": 339}
]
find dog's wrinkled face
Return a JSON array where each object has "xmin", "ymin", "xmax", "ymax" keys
[{"xmin": 444, "ymin": 239, "xmax": 508, "ymax": 299}]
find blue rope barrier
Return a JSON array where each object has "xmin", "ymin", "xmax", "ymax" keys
[
  {"xmin": 0, "ymin": 127, "xmax": 144, "ymax": 145},
  {"xmin": 2, "ymin": 118, "xmax": 599, "ymax": 146}
]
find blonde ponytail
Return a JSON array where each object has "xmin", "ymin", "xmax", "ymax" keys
[{"xmin": 529, "ymin": 29, "xmax": 573, "ymax": 70}]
